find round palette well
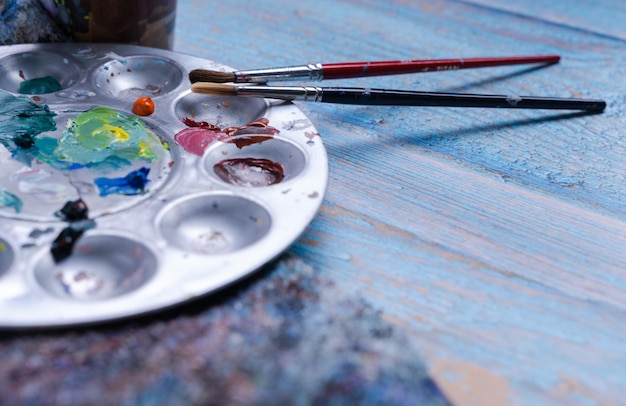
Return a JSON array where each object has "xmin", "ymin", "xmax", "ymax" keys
[{"xmin": 0, "ymin": 43, "xmax": 328, "ymax": 328}]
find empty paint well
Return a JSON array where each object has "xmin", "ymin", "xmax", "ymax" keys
[
  {"xmin": 0, "ymin": 52, "xmax": 81, "ymax": 94},
  {"xmin": 204, "ymin": 136, "xmax": 307, "ymax": 187},
  {"xmin": 156, "ymin": 193, "xmax": 272, "ymax": 255},
  {"xmin": 94, "ymin": 56, "xmax": 183, "ymax": 99},
  {"xmin": 175, "ymin": 92, "xmax": 267, "ymax": 128},
  {"xmin": 33, "ymin": 233, "xmax": 157, "ymax": 300}
]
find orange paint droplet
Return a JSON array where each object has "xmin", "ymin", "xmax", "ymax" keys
[{"xmin": 133, "ymin": 96, "xmax": 155, "ymax": 116}]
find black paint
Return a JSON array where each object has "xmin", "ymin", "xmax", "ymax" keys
[
  {"xmin": 50, "ymin": 199, "xmax": 94, "ymax": 263},
  {"xmin": 51, "ymin": 226, "xmax": 86, "ymax": 263},
  {"xmin": 56, "ymin": 199, "xmax": 89, "ymax": 221}
]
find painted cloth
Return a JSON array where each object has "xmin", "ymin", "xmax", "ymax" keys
[
  {"xmin": 0, "ymin": 255, "xmax": 450, "ymax": 405},
  {"xmin": 0, "ymin": 0, "xmax": 69, "ymax": 45}
]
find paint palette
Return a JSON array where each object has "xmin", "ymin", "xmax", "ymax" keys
[{"xmin": 0, "ymin": 43, "xmax": 328, "ymax": 328}]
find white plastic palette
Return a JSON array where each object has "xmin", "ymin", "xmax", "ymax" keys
[{"xmin": 0, "ymin": 43, "xmax": 328, "ymax": 328}]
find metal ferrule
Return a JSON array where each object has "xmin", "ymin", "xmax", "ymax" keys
[
  {"xmin": 237, "ymin": 86, "xmax": 324, "ymax": 102},
  {"xmin": 233, "ymin": 64, "xmax": 324, "ymax": 83}
]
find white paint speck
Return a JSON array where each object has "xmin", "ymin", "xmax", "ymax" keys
[{"xmin": 506, "ymin": 95, "xmax": 522, "ymax": 106}]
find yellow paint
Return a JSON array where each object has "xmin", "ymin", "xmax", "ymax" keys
[
  {"xmin": 106, "ymin": 125, "xmax": 131, "ymax": 142},
  {"xmin": 137, "ymin": 140, "xmax": 157, "ymax": 160}
]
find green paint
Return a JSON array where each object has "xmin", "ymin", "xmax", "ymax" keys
[
  {"xmin": 0, "ymin": 186, "xmax": 23, "ymax": 213},
  {"xmin": 18, "ymin": 76, "xmax": 63, "ymax": 95},
  {"xmin": 0, "ymin": 90, "xmax": 57, "ymax": 164},
  {"xmin": 0, "ymin": 93, "xmax": 165, "ymax": 215},
  {"xmin": 0, "ymin": 93, "xmax": 162, "ymax": 173},
  {"xmin": 36, "ymin": 107, "xmax": 166, "ymax": 172}
]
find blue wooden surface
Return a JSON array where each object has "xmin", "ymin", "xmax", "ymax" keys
[{"xmin": 174, "ymin": 1, "xmax": 626, "ymax": 405}]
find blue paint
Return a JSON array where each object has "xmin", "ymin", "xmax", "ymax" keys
[
  {"xmin": 94, "ymin": 167, "xmax": 151, "ymax": 197},
  {"xmin": 0, "ymin": 89, "xmax": 56, "ymax": 165},
  {"xmin": 0, "ymin": 186, "xmax": 23, "ymax": 213},
  {"xmin": 18, "ymin": 76, "xmax": 63, "ymax": 94}
]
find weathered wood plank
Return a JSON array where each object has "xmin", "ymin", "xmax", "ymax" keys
[
  {"xmin": 177, "ymin": 0, "xmax": 626, "ymax": 216},
  {"xmin": 293, "ymin": 150, "xmax": 626, "ymax": 403},
  {"xmin": 462, "ymin": 0, "xmax": 626, "ymax": 40},
  {"xmin": 173, "ymin": 1, "xmax": 626, "ymax": 404}
]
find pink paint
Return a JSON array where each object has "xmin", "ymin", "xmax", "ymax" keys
[
  {"xmin": 174, "ymin": 127, "xmax": 228, "ymax": 156},
  {"xmin": 175, "ymin": 117, "xmax": 281, "ymax": 156}
]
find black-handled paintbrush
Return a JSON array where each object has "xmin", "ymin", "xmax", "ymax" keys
[{"xmin": 190, "ymin": 83, "xmax": 606, "ymax": 112}]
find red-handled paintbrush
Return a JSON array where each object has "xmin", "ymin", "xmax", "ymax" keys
[{"xmin": 188, "ymin": 55, "xmax": 560, "ymax": 83}]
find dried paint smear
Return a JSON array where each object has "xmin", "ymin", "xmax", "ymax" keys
[
  {"xmin": 0, "ymin": 87, "xmax": 163, "ymax": 262},
  {"xmin": 0, "ymin": 90, "xmax": 57, "ymax": 212},
  {"xmin": 36, "ymin": 106, "xmax": 165, "ymax": 172},
  {"xmin": 19, "ymin": 76, "xmax": 63, "ymax": 95},
  {"xmin": 175, "ymin": 117, "xmax": 279, "ymax": 156},
  {"xmin": 1, "ymin": 91, "xmax": 165, "ymax": 217},
  {"xmin": 94, "ymin": 167, "xmax": 151, "ymax": 197},
  {"xmin": 214, "ymin": 158, "xmax": 284, "ymax": 187},
  {"xmin": 0, "ymin": 186, "xmax": 23, "ymax": 213},
  {"xmin": 0, "ymin": 91, "xmax": 164, "ymax": 175},
  {"xmin": 0, "ymin": 89, "xmax": 57, "ymax": 166}
]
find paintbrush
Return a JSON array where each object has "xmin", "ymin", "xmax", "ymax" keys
[
  {"xmin": 188, "ymin": 55, "xmax": 561, "ymax": 83},
  {"xmin": 190, "ymin": 83, "xmax": 606, "ymax": 112}
]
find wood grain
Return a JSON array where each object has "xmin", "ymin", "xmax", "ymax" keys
[
  {"xmin": 464, "ymin": 0, "xmax": 626, "ymax": 40},
  {"xmin": 184, "ymin": 0, "xmax": 626, "ymax": 404}
]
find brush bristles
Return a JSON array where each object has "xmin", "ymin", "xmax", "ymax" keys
[
  {"xmin": 191, "ymin": 82, "xmax": 238, "ymax": 96},
  {"xmin": 189, "ymin": 69, "xmax": 236, "ymax": 83}
]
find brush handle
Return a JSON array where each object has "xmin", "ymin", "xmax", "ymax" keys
[
  {"xmin": 320, "ymin": 55, "xmax": 560, "ymax": 80},
  {"xmin": 233, "ymin": 55, "xmax": 560, "ymax": 82},
  {"xmin": 321, "ymin": 88, "xmax": 605, "ymax": 111},
  {"xmin": 233, "ymin": 86, "xmax": 605, "ymax": 111}
]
